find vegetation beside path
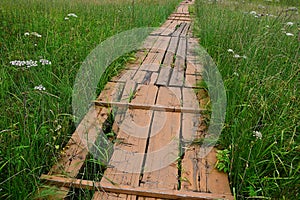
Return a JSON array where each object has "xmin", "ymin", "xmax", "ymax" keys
[
  {"xmin": 193, "ymin": 0, "xmax": 299, "ymax": 199},
  {"xmin": 0, "ymin": 0, "xmax": 181, "ymax": 199}
]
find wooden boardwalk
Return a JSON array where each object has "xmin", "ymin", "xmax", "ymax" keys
[{"xmin": 40, "ymin": 0, "xmax": 233, "ymax": 199}]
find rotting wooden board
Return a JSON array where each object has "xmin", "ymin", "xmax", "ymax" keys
[
  {"xmin": 149, "ymin": 35, "xmax": 171, "ymax": 53},
  {"xmin": 181, "ymin": 147, "xmax": 232, "ymax": 197},
  {"xmin": 95, "ymin": 85, "xmax": 158, "ymax": 199},
  {"xmin": 156, "ymin": 67, "xmax": 171, "ymax": 86},
  {"xmin": 168, "ymin": 17, "xmax": 192, "ymax": 22},
  {"xmin": 162, "ymin": 36, "xmax": 179, "ymax": 68},
  {"xmin": 139, "ymin": 87, "xmax": 181, "ymax": 192},
  {"xmin": 172, "ymin": 22, "xmax": 186, "ymax": 37},
  {"xmin": 181, "ymin": 23, "xmax": 190, "ymax": 37},
  {"xmin": 41, "ymin": 175, "xmax": 233, "ymax": 200},
  {"xmin": 180, "ymin": 86, "xmax": 232, "ymax": 196},
  {"xmin": 169, "ymin": 37, "xmax": 186, "ymax": 87},
  {"xmin": 161, "ymin": 20, "xmax": 182, "ymax": 36},
  {"xmin": 43, "ymin": 82, "xmax": 121, "ymax": 199}
]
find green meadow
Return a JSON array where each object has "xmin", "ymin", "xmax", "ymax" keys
[
  {"xmin": 0, "ymin": 0, "xmax": 180, "ymax": 199},
  {"xmin": 0, "ymin": 0, "xmax": 299, "ymax": 199},
  {"xmin": 193, "ymin": 0, "xmax": 299, "ymax": 199}
]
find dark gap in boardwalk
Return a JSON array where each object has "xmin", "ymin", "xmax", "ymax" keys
[
  {"xmin": 177, "ymin": 88, "xmax": 184, "ymax": 190},
  {"xmin": 138, "ymin": 85, "xmax": 160, "ymax": 187}
]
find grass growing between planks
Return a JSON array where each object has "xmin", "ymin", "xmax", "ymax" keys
[
  {"xmin": 0, "ymin": 0, "xmax": 181, "ymax": 199},
  {"xmin": 193, "ymin": 0, "xmax": 299, "ymax": 199}
]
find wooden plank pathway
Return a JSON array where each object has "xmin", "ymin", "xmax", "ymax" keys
[{"xmin": 40, "ymin": 0, "xmax": 233, "ymax": 199}]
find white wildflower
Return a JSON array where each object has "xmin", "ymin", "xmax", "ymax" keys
[
  {"xmin": 25, "ymin": 60, "xmax": 38, "ymax": 68},
  {"xmin": 39, "ymin": 59, "xmax": 51, "ymax": 65},
  {"xmin": 67, "ymin": 13, "xmax": 78, "ymax": 18},
  {"xmin": 227, "ymin": 49, "xmax": 234, "ymax": 53},
  {"xmin": 253, "ymin": 131, "xmax": 262, "ymax": 140},
  {"xmin": 10, "ymin": 60, "xmax": 37, "ymax": 68},
  {"xmin": 24, "ymin": 32, "xmax": 30, "ymax": 36},
  {"xmin": 233, "ymin": 72, "xmax": 239, "ymax": 76},
  {"xmin": 286, "ymin": 22, "xmax": 294, "ymax": 26},
  {"xmin": 34, "ymin": 84, "xmax": 46, "ymax": 91},
  {"xmin": 233, "ymin": 54, "xmax": 241, "ymax": 58},
  {"xmin": 31, "ymin": 32, "xmax": 42, "ymax": 38},
  {"xmin": 64, "ymin": 17, "xmax": 69, "ymax": 20},
  {"xmin": 250, "ymin": 11, "xmax": 257, "ymax": 15},
  {"xmin": 286, "ymin": 33, "xmax": 294, "ymax": 36},
  {"xmin": 55, "ymin": 125, "xmax": 62, "ymax": 132}
]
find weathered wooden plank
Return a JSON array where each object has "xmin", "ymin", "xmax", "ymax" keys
[
  {"xmin": 133, "ymin": 70, "xmax": 148, "ymax": 83},
  {"xmin": 161, "ymin": 20, "xmax": 181, "ymax": 36},
  {"xmin": 169, "ymin": 37, "xmax": 186, "ymax": 86},
  {"xmin": 41, "ymin": 175, "xmax": 233, "ymax": 199},
  {"xmin": 156, "ymin": 67, "xmax": 171, "ymax": 86},
  {"xmin": 45, "ymin": 82, "xmax": 121, "ymax": 199},
  {"xmin": 93, "ymin": 101, "xmax": 204, "ymax": 114},
  {"xmin": 97, "ymin": 85, "xmax": 158, "ymax": 199},
  {"xmin": 150, "ymin": 19, "xmax": 173, "ymax": 36},
  {"xmin": 140, "ymin": 58, "xmax": 161, "ymax": 71},
  {"xmin": 185, "ymin": 74, "xmax": 196, "ymax": 87},
  {"xmin": 111, "ymin": 70, "xmax": 136, "ymax": 82},
  {"xmin": 150, "ymin": 35, "xmax": 171, "ymax": 53},
  {"xmin": 149, "ymin": 72, "xmax": 158, "ymax": 85},
  {"xmin": 94, "ymin": 81, "xmax": 137, "ymax": 200},
  {"xmin": 140, "ymin": 87, "xmax": 182, "ymax": 192},
  {"xmin": 142, "ymin": 35, "xmax": 159, "ymax": 51},
  {"xmin": 180, "ymin": 86, "xmax": 232, "ymax": 197},
  {"xmin": 181, "ymin": 22, "xmax": 190, "ymax": 37},
  {"xmin": 172, "ymin": 22, "xmax": 186, "ymax": 37},
  {"xmin": 163, "ymin": 36, "xmax": 179, "ymax": 68},
  {"xmin": 168, "ymin": 17, "xmax": 192, "ymax": 22}
]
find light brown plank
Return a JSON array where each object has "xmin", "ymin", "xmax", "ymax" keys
[
  {"xmin": 97, "ymin": 85, "xmax": 158, "ymax": 199},
  {"xmin": 41, "ymin": 174, "xmax": 233, "ymax": 199},
  {"xmin": 140, "ymin": 87, "xmax": 181, "ymax": 193},
  {"xmin": 163, "ymin": 36, "xmax": 179, "ymax": 67},
  {"xmin": 45, "ymin": 82, "xmax": 121, "ymax": 199}
]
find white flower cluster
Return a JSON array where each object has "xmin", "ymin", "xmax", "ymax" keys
[
  {"xmin": 227, "ymin": 49, "xmax": 247, "ymax": 59},
  {"xmin": 10, "ymin": 60, "xmax": 38, "ymax": 68},
  {"xmin": 253, "ymin": 131, "xmax": 262, "ymax": 140},
  {"xmin": 10, "ymin": 59, "xmax": 51, "ymax": 68},
  {"xmin": 39, "ymin": 59, "xmax": 51, "ymax": 65},
  {"xmin": 34, "ymin": 84, "xmax": 46, "ymax": 91},
  {"xmin": 65, "ymin": 13, "xmax": 78, "ymax": 20},
  {"xmin": 248, "ymin": 10, "xmax": 276, "ymax": 18},
  {"xmin": 24, "ymin": 32, "xmax": 42, "ymax": 37}
]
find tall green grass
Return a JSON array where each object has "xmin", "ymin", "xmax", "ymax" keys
[
  {"xmin": 0, "ymin": 0, "xmax": 181, "ymax": 199},
  {"xmin": 193, "ymin": 0, "xmax": 299, "ymax": 199}
]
